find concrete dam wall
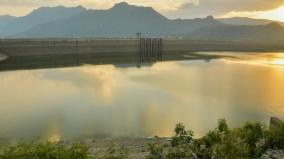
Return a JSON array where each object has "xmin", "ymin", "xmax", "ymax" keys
[
  {"xmin": 0, "ymin": 39, "xmax": 139, "ymax": 58},
  {"xmin": 1, "ymin": 38, "xmax": 284, "ymax": 70},
  {"xmin": 1, "ymin": 38, "xmax": 284, "ymax": 56},
  {"xmin": 0, "ymin": 39, "xmax": 141, "ymax": 70}
]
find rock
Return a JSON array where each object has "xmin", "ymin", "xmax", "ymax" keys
[
  {"xmin": 261, "ymin": 149, "xmax": 284, "ymax": 159},
  {"xmin": 269, "ymin": 117, "xmax": 284, "ymax": 131}
]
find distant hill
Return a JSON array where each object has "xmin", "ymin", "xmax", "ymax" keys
[
  {"xmin": 219, "ymin": 17, "xmax": 284, "ymax": 26},
  {"xmin": 190, "ymin": 23, "xmax": 284, "ymax": 41},
  {"xmin": 0, "ymin": 6, "xmax": 86, "ymax": 37},
  {"xmin": 0, "ymin": 15, "xmax": 17, "ymax": 30},
  {"xmin": 12, "ymin": 2, "xmax": 222, "ymax": 38},
  {"xmin": 168, "ymin": 16, "xmax": 222, "ymax": 37},
  {"xmin": 1, "ymin": 2, "xmax": 284, "ymax": 41}
]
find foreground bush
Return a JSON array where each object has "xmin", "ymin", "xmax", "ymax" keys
[
  {"xmin": 265, "ymin": 123, "xmax": 284, "ymax": 149},
  {"xmin": 148, "ymin": 119, "xmax": 284, "ymax": 159},
  {"xmin": 0, "ymin": 142, "xmax": 89, "ymax": 159}
]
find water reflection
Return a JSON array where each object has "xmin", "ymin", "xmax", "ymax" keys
[
  {"xmin": 214, "ymin": 52, "xmax": 284, "ymax": 67},
  {"xmin": 0, "ymin": 52, "xmax": 284, "ymax": 142}
]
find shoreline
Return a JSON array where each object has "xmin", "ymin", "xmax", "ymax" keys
[{"xmin": 1, "ymin": 117, "xmax": 283, "ymax": 159}]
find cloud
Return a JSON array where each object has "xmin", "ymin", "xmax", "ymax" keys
[
  {"xmin": 169, "ymin": 0, "xmax": 284, "ymax": 18},
  {"xmin": 178, "ymin": 2, "xmax": 199, "ymax": 10},
  {"xmin": 195, "ymin": 0, "xmax": 284, "ymax": 12},
  {"xmin": 0, "ymin": 0, "xmax": 196, "ymax": 10},
  {"xmin": 0, "ymin": 0, "xmax": 57, "ymax": 7}
]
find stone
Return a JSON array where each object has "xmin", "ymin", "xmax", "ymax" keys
[
  {"xmin": 269, "ymin": 117, "xmax": 284, "ymax": 131},
  {"xmin": 261, "ymin": 149, "xmax": 284, "ymax": 159}
]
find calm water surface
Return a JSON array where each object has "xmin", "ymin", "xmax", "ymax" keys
[{"xmin": 0, "ymin": 52, "xmax": 284, "ymax": 142}]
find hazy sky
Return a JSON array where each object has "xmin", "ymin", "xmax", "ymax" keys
[{"xmin": 1, "ymin": 0, "xmax": 284, "ymax": 21}]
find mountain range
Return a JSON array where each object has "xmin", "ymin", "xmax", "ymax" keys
[
  {"xmin": 0, "ymin": 2, "xmax": 284, "ymax": 41},
  {"xmin": 219, "ymin": 17, "xmax": 284, "ymax": 26},
  {"xmin": 0, "ymin": 6, "xmax": 85, "ymax": 37},
  {"xmin": 0, "ymin": 15, "xmax": 18, "ymax": 30}
]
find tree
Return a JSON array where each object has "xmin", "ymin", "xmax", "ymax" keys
[
  {"xmin": 171, "ymin": 123, "xmax": 193, "ymax": 147},
  {"xmin": 218, "ymin": 119, "xmax": 229, "ymax": 134}
]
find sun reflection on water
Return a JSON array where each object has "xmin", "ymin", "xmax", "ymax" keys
[
  {"xmin": 223, "ymin": 53, "xmax": 284, "ymax": 68},
  {"xmin": 270, "ymin": 59, "xmax": 284, "ymax": 66}
]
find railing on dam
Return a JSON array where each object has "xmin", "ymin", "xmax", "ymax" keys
[{"xmin": 139, "ymin": 38, "xmax": 163, "ymax": 63}]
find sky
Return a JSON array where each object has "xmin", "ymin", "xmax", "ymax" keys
[{"xmin": 0, "ymin": 0, "xmax": 284, "ymax": 21}]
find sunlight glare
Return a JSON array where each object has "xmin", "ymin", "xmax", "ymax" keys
[
  {"xmin": 270, "ymin": 59, "xmax": 284, "ymax": 65},
  {"xmin": 257, "ymin": 5, "xmax": 284, "ymax": 22}
]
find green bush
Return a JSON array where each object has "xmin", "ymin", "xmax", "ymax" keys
[
  {"xmin": 195, "ymin": 119, "xmax": 250, "ymax": 159},
  {"xmin": 217, "ymin": 119, "xmax": 229, "ymax": 134},
  {"xmin": 0, "ymin": 142, "xmax": 90, "ymax": 159},
  {"xmin": 166, "ymin": 145, "xmax": 197, "ymax": 159},
  {"xmin": 99, "ymin": 144, "xmax": 129, "ymax": 159},
  {"xmin": 265, "ymin": 122, "xmax": 284, "ymax": 149},
  {"xmin": 240, "ymin": 122, "xmax": 266, "ymax": 157},
  {"xmin": 146, "ymin": 119, "xmax": 281, "ymax": 159},
  {"xmin": 212, "ymin": 130, "xmax": 250, "ymax": 159},
  {"xmin": 147, "ymin": 143, "xmax": 164, "ymax": 159},
  {"xmin": 170, "ymin": 119, "xmax": 281, "ymax": 159}
]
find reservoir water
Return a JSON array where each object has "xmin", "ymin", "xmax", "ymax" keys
[{"xmin": 0, "ymin": 52, "xmax": 284, "ymax": 142}]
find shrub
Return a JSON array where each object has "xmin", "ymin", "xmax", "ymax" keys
[
  {"xmin": 0, "ymin": 142, "xmax": 90, "ymax": 159},
  {"xmin": 265, "ymin": 122, "xmax": 284, "ymax": 149},
  {"xmin": 240, "ymin": 122, "xmax": 266, "ymax": 157},
  {"xmin": 217, "ymin": 119, "xmax": 229, "ymax": 134},
  {"xmin": 167, "ymin": 123, "xmax": 197, "ymax": 159},
  {"xmin": 148, "ymin": 119, "xmax": 283, "ymax": 159},
  {"xmin": 194, "ymin": 131, "xmax": 221, "ymax": 158},
  {"xmin": 166, "ymin": 145, "xmax": 197, "ymax": 159},
  {"xmin": 171, "ymin": 123, "xmax": 193, "ymax": 147},
  {"xmin": 212, "ymin": 130, "xmax": 250, "ymax": 159},
  {"xmin": 101, "ymin": 144, "xmax": 129, "ymax": 159},
  {"xmin": 195, "ymin": 119, "xmax": 250, "ymax": 159},
  {"xmin": 147, "ymin": 143, "xmax": 164, "ymax": 159}
]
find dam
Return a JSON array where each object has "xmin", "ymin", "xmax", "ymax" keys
[{"xmin": 1, "ymin": 38, "xmax": 284, "ymax": 71}]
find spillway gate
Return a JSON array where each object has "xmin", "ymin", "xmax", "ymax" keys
[{"xmin": 139, "ymin": 38, "xmax": 163, "ymax": 63}]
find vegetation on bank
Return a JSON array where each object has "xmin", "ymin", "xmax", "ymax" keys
[
  {"xmin": 0, "ymin": 119, "xmax": 283, "ymax": 159},
  {"xmin": 147, "ymin": 119, "xmax": 284, "ymax": 159},
  {"xmin": 0, "ymin": 143, "xmax": 89, "ymax": 159}
]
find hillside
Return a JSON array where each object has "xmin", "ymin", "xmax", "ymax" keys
[
  {"xmin": 219, "ymin": 17, "xmax": 284, "ymax": 26},
  {"xmin": 11, "ymin": 3, "xmax": 222, "ymax": 38},
  {"xmin": 190, "ymin": 23, "xmax": 284, "ymax": 41},
  {"xmin": 1, "ymin": 2, "xmax": 284, "ymax": 41},
  {"xmin": 0, "ymin": 15, "xmax": 17, "ymax": 30},
  {"xmin": 0, "ymin": 6, "xmax": 86, "ymax": 37}
]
